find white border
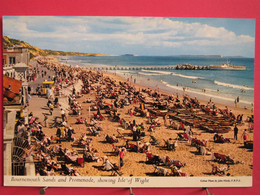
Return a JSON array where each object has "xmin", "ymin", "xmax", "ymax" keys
[{"xmin": 4, "ymin": 176, "xmax": 252, "ymax": 187}]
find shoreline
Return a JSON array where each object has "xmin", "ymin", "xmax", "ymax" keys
[
  {"xmin": 102, "ymin": 71, "xmax": 253, "ymax": 119},
  {"xmin": 113, "ymin": 70, "xmax": 254, "ymax": 109}
]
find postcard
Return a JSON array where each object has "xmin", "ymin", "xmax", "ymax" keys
[{"xmin": 2, "ymin": 16, "xmax": 254, "ymax": 187}]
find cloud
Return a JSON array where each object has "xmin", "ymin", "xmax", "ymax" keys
[{"xmin": 3, "ymin": 16, "xmax": 255, "ymax": 56}]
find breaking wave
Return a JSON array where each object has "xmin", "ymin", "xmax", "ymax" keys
[
  {"xmin": 141, "ymin": 69, "xmax": 203, "ymax": 79},
  {"xmin": 214, "ymin": 80, "xmax": 254, "ymax": 91},
  {"xmin": 160, "ymin": 80, "xmax": 253, "ymax": 105},
  {"xmin": 141, "ymin": 69, "xmax": 172, "ymax": 75},
  {"xmin": 138, "ymin": 72, "xmax": 161, "ymax": 76},
  {"xmin": 171, "ymin": 73, "xmax": 203, "ymax": 80}
]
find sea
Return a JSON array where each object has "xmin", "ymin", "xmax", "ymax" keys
[{"xmin": 58, "ymin": 55, "xmax": 254, "ymax": 108}]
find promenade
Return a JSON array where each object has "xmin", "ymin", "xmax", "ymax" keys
[{"xmin": 28, "ymin": 59, "xmax": 81, "ymax": 124}]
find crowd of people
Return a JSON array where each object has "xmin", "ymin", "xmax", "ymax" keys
[{"xmin": 14, "ymin": 56, "xmax": 254, "ymax": 177}]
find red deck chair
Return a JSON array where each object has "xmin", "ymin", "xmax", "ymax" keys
[
  {"xmin": 129, "ymin": 143, "xmax": 137, "ymax": 152},
  {"xmin": 214, "ymin": 153, "xmax": 221, "ymax": 161},
  {"xmin": 191, "ymin": 138, "xmax": 196, "ymax": 145},
  {"xmin": 77, "ymin": 158, "xmax": 84, "ymax": 167},
  {"xmin": 220, "ymin": 154, "xmax": 227, "ymax": 163},
  {"xmin": 180, "ymin": 122, "xmax": 185, "ymax": 130},
  {"xmin": 197, "ymin": 140, "xmax": 204, "ymax": 146},
  {"xmin": 183, "ymin": 133, "xmax": 189, "ymax": 140},
  {"xmin": 150, "ymin": 113, "xmax": 157, "ymax": 119},
  {"xmin": 76, "ymin": 118, "xmax": 83, "ymax": 124},
  {"xmin": 165, "ymin": 156, "xmax": 171, "ymax": 164},
  {"xmin": 146, "ymin": 152, "xmax": 153, "ymax": 161},
  {"xmin": 129, "ymin": 143, "xmax": 135, "ymax": 148},
  {"xmin": 180, "ymin": 172, "xmax": 188, "ymax": 177},
  {"xmin": 65, "ymin": 155, "xmax": 72, "ymax": 163},
  {"xmin": 173, "ymin": 160, "xmax": 185, "ymax": 168},
  {"xmin": 99, "ymin": 115, "xmax": 105, "ymax": 120}
]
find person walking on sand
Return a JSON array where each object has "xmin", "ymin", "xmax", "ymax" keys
[
  {"xmin": 43, "ymin": 114, "xmax": 48, "ymax": 127},
  {"xmin": 56, "ymin": 127, "xmax": 61, "ymax": 144},
  {"xmin": 61, "ymin": 108, "xmax": 66, "ymax": 122},
  {"xmin": 237, "ymin": 96, "xmax": 240, "ymax": 108},
  {"xmin": 234, "ymin": 124, "xmax": 238, "ymax": 140},
  {"xmin": 49, "ymin": 103, "xmax": 54, "ymax": 115},
  {"xmin": 242, "ymin": 129, "xmax": 248, "ymax": 143},
  {"xmin": 72, "ymin": 86, "xmax": 76, "ymax": 95},
  {"xmin": 119, "ymin": 148, "xmax": 126, "ymax": 168}
]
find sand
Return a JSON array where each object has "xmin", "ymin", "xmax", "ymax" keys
[{"xmin": 28, "ymin": 58, "xmax": 253, "ymax": 177}]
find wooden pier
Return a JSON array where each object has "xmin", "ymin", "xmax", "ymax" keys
[{"xmin": 86, "ymin": 64, "xmax": 210, "ymax": 70}]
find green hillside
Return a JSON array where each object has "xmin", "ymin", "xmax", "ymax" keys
[{"xmin": 2, "ymin": 36, "xmax": 110, "ymax": 58}]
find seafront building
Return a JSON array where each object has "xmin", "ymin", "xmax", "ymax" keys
[
  {"xmin": 3, "ymin": 45, "xmax": 30, "ymax": 78},
  {"xmin": 3, "ymin": 45, "xmax": 34, "ymax": 176}
]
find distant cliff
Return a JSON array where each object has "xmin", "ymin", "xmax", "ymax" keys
[{"xmin": 2, "ymin": 36, "xmax": 110, "ymax": 58}]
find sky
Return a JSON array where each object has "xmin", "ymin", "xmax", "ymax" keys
[{"xmin": 3, "ymin": 16, "xmax": 256, "ymax": 57}]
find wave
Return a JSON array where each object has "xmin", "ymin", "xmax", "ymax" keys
[
  {"xmin": 214, "ymin": 80, "xmax": 254, "ymax": 91},
  {"xmin": 160, "ymin": 80, "xmax": 181, "ymax": 90},
  {"xmin": 160, "ymin": 80, "xmax": 253, "ymax": 105},
  {"xmin": 142, "ymin": 69, "xmax": 203, "ymax": 80},
  {"xmin": 141, "ymin": 69, "xmax": 172, "ymax": 75},
  {"xmin": 171, "ymin": 73, "xmax": 203, "ymax": 80},
  {"xmin": 116, "ymin": 70, "xmax": 132, "ymax": 74},
  {"xmin": 138, "ymin": 72, "xmax": 161, "ymax": 76}
]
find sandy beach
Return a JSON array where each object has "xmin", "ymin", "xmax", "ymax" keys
[{"xmin": 27, "ymin": 57, "xmax": 253, "ymax": 177}]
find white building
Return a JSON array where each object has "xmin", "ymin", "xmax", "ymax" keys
[
  {"xmin": 3, "ymin": 45, "xmax": 30, "ymax": 78},
  {"xmin": 3, "ymin": 45, "xmax": 33, "ymax": 176}
]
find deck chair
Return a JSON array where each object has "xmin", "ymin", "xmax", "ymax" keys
[
  {"xmin": 219, "ymin": 154, "xmax": 227, "ymax": 163},
  {"xmin": 179, "ymin": 172, "xmax": 189, "ymax": 177},
  {"xmin": 183, "ymin": 133, "xmax": 189, "ymax": 140},
  {"xmin": 150, "ymin": 135, "xmax": 160, "ymax": 145},
  {"xmin": 213, "ymin": 153, "xmax": 221, "ymax": 162},
  {"xmin": 65, "ymin": 155, "xmax": 76, "ymax": 164},
  {"xmin": 111, "ymin": 165, "xmax": 123, "ymax": 176},
  {"xmin": 172, "ymin": 160, "xmax": 185, "ymax": 168},
  {"xmin": 129, "ymin": 143, "xmax": 138, "ymax": 152},
  {"xmin": 146, "ymin": 152, "xmax": 161, "ymax": 165},
  {"xmin": 76, "ymin": 118, "xmax": 84, "ymax": 124},
  {"xmin": 146, "ymin": 152, "xmax": 154, "ymax": 162},
  {"xmin": 111, "ymin": 144, "xmax": 120, "ymax": 155},
  {"xmin": 116, "ymin": 129, "xmax": 125, "ymax": 139},
  {"xmin": 76, "ymin": 157, "xmax": 84, "ymax": 167},
  {"xmin": 153, "ymin": 165, "xmax": 168, "ymax": 176},
  {"xmin": 99, "ymin": 114, "xmax": 105, "ymax": 120},
  {"xmin": 177, "ymin": 133, "xmax": 184, "ymax": 140}
]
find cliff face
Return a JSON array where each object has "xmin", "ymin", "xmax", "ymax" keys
[{"xmin": 2, "ymin": 36, "xmax": 110, "ymax": 58}]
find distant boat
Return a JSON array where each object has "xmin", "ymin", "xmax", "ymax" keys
[{"xmin": 209, "ymin": 58, "xmax": 246, "ymax": 70}]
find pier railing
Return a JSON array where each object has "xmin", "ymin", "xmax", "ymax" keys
[{"xmin": 86, "ymin": 64, "xmax": 210, "ymax": 71}]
